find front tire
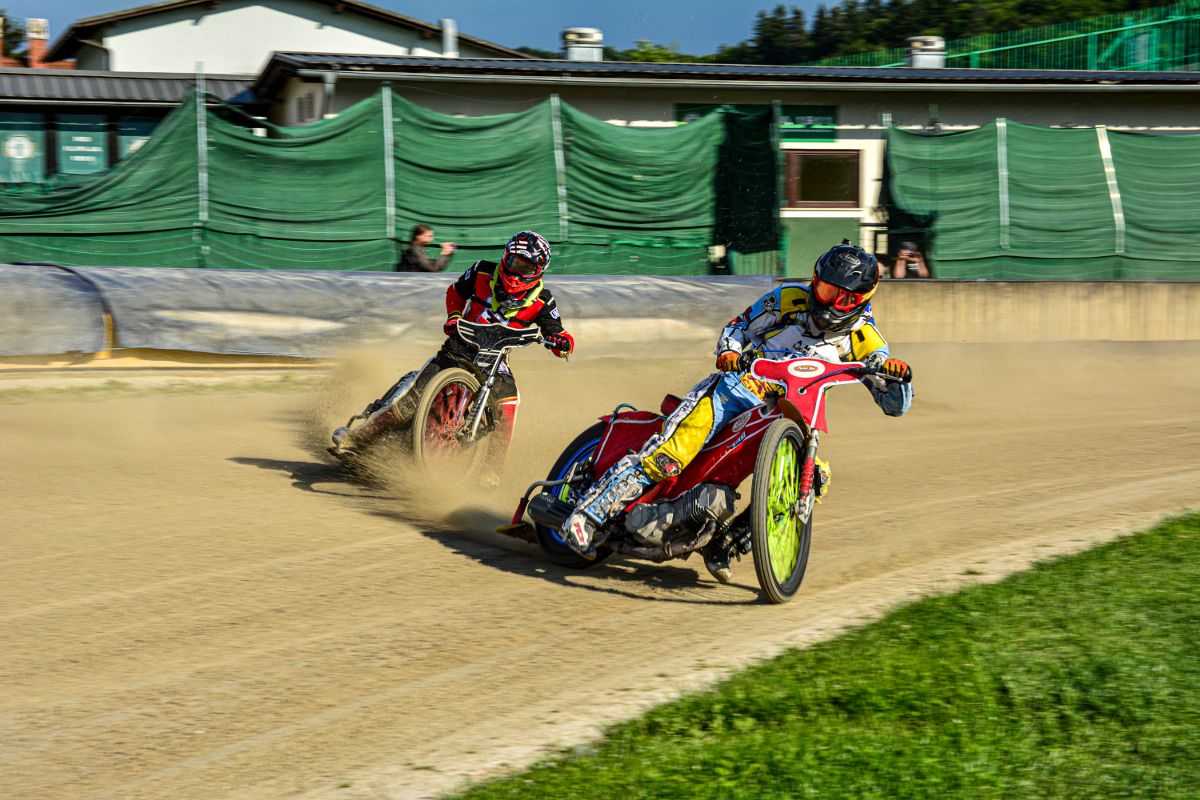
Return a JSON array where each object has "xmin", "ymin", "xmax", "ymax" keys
[
  {"xmin": 408, "ymin": 367, "xmax": 488, "ymax": 479},
  {"xmin": 535, "ymin": 421, "xmax": 612, "ymax": 569},
  {"xmin": 750, "ymin": 419, "xmax": 812, "ymax": 604}
]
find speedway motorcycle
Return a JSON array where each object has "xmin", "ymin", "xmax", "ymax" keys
[
  {"xmin": 499, "ymin": 353, "xmax": 910, "ymax": 603},
  {"xmin": 329, "ymin": 320, "xmax": 549, "ymax": 478}
]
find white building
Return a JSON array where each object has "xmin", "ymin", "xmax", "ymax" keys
[{"xmin": 44, "ymin": 0, "xmax": 525, "ymax": 75}]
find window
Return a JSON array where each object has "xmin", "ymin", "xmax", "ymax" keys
[
  {"xmin": 785, "ymin": 150, "xmax": 860, "ymax": 208},
  {"xmin": 296, "ymin": 93, "xmax": 316, "ymax": 124}
]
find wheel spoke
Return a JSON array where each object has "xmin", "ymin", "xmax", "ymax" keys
[{"xmin": 767, "ymin": 437, "xmax": 801, "ymax": 582}]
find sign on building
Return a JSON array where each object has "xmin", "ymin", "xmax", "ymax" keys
[
  {"xmin": 117, "ymin": 116, "xmax": 159, "ymax": 157},
  {"xmin": 0, "ymin": 112, "xmax": 46, "ymax": 183},
  {"xmin": 57, "ymin": 114, "xmax": 109, "ymax": 174}
]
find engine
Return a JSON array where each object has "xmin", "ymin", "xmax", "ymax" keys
[{"xmin": 624, "ymin": 483, "xmax": 737, "ymax": 546}]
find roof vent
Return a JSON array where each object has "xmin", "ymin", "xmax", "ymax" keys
[
  {"xmin": 906, "ymin": 35, "xmax": 945, "ymax": 68},
  {"xmin": 563, "ymin": 28, "xmax": 603, "ymax": 61},
  {"xmin": 440, "ymin": 18, "xmax": 459, "ymax": 58}
]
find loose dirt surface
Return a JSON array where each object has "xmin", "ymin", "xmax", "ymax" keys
[{"xmin": 3, "ymin": 339, "xmax": 1198, "ymax": 800}]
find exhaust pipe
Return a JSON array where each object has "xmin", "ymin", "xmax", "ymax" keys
[{"xmin": 526, "ymin": 491, "xmax": 573, "ymax": 530}]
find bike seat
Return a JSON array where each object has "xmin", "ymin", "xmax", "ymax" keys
[{"xmin": 660, "ymin": 394, "xmax": 683, "ymax": 416}]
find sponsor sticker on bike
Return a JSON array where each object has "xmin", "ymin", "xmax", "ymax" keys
[{"xmin": 787, "ymin": 360, "xmax": 826, "ymax": 377}]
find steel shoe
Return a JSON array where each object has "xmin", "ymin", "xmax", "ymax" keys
[{"xmin": 703, "ymin": 549, "xmax": 734, "ymax": 584}]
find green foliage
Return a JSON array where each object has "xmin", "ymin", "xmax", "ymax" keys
[
  {"xmin": 455, "ymin": 514, "xmax": 1200, "ymax": 798},
  {"xmin": 712, "ymin": 1, "xmax": 1181, "ymax": 64},
  {"xmin": 515, "ymin": 46, "xmax": 561, "ymax": 60},
  {"xmin": 1, "ymin": 11, "xmax": 26, "ymax": 58}
]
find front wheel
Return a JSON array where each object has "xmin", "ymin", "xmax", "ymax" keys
[
  {"xmin": 750, "ymin": 419, "xmax": 813, "ymax": 604},
  {"xmin": 535, "ymin": 421, "xmax": 612, "ymax": 569},
  {"xmin": 408, "ymin": 367, "xmax": 488, "ymax": 478}
]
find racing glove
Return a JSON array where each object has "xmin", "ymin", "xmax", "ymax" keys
[
  {"xmin": 443, "ymin": 313, "xmax": 462, "ymax": 337},
  {"xmin": 544, "ymin": 331, "xmax": 574, "ymax": 358},
  {"xmin": 881, "ymin": 357, "xmax": 913, "ymax": 383},
  {"xmin": 716, "ymin": 350, "xmax": 741, "ymax": 372}
]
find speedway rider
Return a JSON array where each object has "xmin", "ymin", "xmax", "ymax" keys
[
  {"xmin": 561, "ymin": 242, "xmax": 913, "ymax": 580},
  {"xmin": 334, "ymin": 230, "xmax": 573, "ymax": 462}
]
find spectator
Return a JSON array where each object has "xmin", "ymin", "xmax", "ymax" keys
[
  {"xmin": 396, "ymin": 224, "xmax": 456, "ymax": 272},
  {"xmin": 891, "ymin": 241, "xmax": 931, "ymax": 279}
]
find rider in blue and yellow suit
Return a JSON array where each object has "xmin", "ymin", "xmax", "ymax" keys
[{"xmin": 562, "ymin": 243, "xmax": 915, "ymax": 580}]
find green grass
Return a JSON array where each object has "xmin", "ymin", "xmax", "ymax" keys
[
  {"xmin": 456, "ymin": 515, "xmax": 1200, "ymax": 799},
  {"xmin": 0, "ymin": 373, "xmax": 318, "ymax": 403}
]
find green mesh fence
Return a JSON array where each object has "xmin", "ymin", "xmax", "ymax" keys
[
  {"xmin": 0, "ymin": 89, "xmax": 780, "ymax": 275},
  {"xmin": 810, "ymin": 2, "xmax": 1200, "ymax": 71},
  {"xmin": 883, "ymin": 121, "xmax": 1200, "ymax": 279}
]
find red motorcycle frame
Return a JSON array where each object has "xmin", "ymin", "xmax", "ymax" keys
[{"xmin": 501, "ymin": 356, "xmax": 907, "ymax": 603}]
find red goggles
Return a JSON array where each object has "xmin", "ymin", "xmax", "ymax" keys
[{"xmin": 812, "ymin": 276, "xmax": 873, "ymax": 312}]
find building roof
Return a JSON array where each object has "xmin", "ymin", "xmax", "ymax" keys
[
  {"xmin": 46, "ymin": 0, "xmax": 529, "ymax": 63},
  {"xmin": 0, "ymin": 67, "xmax": 255, "ymax": 105},
  {"xmin": 254, "ymin": 52, "xmax": 1200, "ymax": 98}
]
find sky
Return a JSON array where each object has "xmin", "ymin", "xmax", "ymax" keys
[{"xmin": 7, "ymin": 0, "xmax": 824, "ymax": 55}]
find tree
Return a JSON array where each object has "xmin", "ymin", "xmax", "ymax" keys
[
  {"xmin": 515, "ymin": 46, "xmax": 560, "ymax": 60},
  {"xmin": 1, "ymin": 13, "xmax": 26, "ymax": 59}
]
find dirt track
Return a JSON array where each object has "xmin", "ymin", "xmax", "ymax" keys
[{"xmin": 3, "ymin": 339, "xmax": 1198, "ymax": 800}]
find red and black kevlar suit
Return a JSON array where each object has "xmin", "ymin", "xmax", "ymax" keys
[{"xmin": 439, "ymin": 259, "xmax": 568, "ymax": 458}]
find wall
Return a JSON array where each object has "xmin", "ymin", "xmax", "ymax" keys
[
  {"xmin": 99, "ymin": 0, "xmax": 494, "ymax": 74},
  {"xmin": 783, "ymin": 218, "xmax": 862, "ymax": 278},
  {"xmin": 873, "ymin": 281, "xmax": 1200, "ymax": 343},
  {"xmin": 4, "ymin": 266, "xmax": 1197, "ymax": 360}
]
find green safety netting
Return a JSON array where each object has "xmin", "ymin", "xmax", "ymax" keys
[
  {"xmin": 0, "ymin": 89, "xmax": 780, "ymax": 274},
  {"xmin": 884, "ymin": 121, "xmax": 1200, "ymax": 280}
]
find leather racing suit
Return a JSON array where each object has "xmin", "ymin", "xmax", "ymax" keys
[
  {"xmin": 562, "ymin": 281, "xmax": 913, "ymax": 555},
  {"xmin": 437, "ymin": 259, "xmax": 568, "ymax": 457}
]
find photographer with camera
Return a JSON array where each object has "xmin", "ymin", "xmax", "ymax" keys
[
  {"xmin": 890, "ymin": 240, "xmax": 931, "ymax": 279},
  {"xmin": 395, "ymin": 223, "xmax": 457, "ymax": 273}
]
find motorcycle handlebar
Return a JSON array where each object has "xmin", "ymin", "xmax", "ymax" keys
[{"xmin": 738, "ymin": 353, "xmax": 912, "ymax": 385}]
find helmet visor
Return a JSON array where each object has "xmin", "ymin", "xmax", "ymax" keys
[
  {"xmin": 506, "ymin": 255, "xmax": 540, "ymax": 277},
  {"xmin": 813, "ymin": 276, "xmax": 873, "ymax": 312}
]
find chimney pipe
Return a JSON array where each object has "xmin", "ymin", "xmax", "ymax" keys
[
  {"xmin": 440, "ymin": 18, "xmax": 459, "ymax": 58},
  {"xmin": 906, "ymin": 35, "xmax": 946, "ymax": 68},
  {"xmin": 27, "ymin": 18, "xmax": 50, "ymax": 68},
  {"xmin": 563, "ymin": 28, "xmax": 603, "ymax": 61}
]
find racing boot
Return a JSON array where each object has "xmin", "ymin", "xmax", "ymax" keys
[
  {"xmin": 702, "ymin": 542, "xmax": 734, "ymax": 584},
  {"xmin": 562, "ymin": 455, "xmax": 654, "ymax": 558},
  {"xmin": 329, "ymin": 404, "xmax": 401, "ymax": 458},
  {"xmin": 480, "ymin": 398, "xmax": 519, "ymax": 489}
]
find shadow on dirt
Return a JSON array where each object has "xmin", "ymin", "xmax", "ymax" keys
[
  {"xmin": 228, "ymin": 456, "xmax": 390, "ymax": 500},
  {"xmin": 231, "ymin": 451, "xmax": 763, "ymax": 605},
  {"xmin": 366, "ymin": 505, "xmax": 763, "ymax": 606}
]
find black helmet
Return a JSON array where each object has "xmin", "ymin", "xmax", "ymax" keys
[{"xmin": 809, "ymin": 242, "xmax": 880, "ymax": 333}]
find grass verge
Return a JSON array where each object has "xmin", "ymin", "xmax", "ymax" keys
[{"xmin": 456, "ymin": 514, "xmax": 1200, "ymax": 799}]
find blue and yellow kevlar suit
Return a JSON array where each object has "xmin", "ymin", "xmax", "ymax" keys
[
  {"xmin": 562, "ymin": 282, "xmax": 914, "ymax": 553},
  {"xmin": 639, "ymin": 282, "xmax": 913, "ymax": 482}
]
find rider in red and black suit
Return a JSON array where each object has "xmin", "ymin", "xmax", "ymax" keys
[{"xmin": 438, "ymin": 231, "xmax": 574, "ymax": 459}]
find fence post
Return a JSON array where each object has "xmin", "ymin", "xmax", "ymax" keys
[
  {"xmin": 382, "ymin": 86, "xmax": 396, "ymax": 242},
  {"xmin": 1096, "ymin": 126, "xmax": 1126, "ymax": 256},
  {"xmin": 195, "ymin": 63, "xmax": 209, "ymax": 267},
  {"xmin": 997, "ymin": 118, "xmax": 1011, "ymax": 250},
  {"xmin": 550, "ymin": 94, "xmax": 569, "ymax": 241}
]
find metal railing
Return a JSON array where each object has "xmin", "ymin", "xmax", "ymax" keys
[{"xmin": 808, "ymin": 2, "xmax": 1200, "ymax": 71}]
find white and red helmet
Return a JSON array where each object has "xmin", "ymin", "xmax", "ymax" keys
[{"xmin": 498, "ymin": 230, "xmax": 551, "ymax": 295}]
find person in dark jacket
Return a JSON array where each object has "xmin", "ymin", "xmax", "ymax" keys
[{"xmin": 395, "ymin": 224, "xmax": 457, "ymax": 272}]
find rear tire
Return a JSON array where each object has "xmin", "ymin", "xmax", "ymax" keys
[
  {"xmin": 535, "ymin": 421, "xmax": 612, "ymax": 569},
  {"xmin": 408, "ymin": 367, "xmax": 488, "ymax": 479},
  {"xmin": 750, "ymin": 419, "xmax": 812, "ymax": 604}
]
